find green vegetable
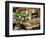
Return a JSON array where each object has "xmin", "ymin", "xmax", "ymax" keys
[{"xmin": 13, "ymin": 12, "xmax": 28, "ymax": 17}]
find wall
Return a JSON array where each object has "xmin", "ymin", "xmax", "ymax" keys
[{"xmin": 0, "ymin": 0, "xmax": 46, "ymax": 38}]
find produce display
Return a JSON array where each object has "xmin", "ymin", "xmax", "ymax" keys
[{"xmin": 13, "ymin": 7, "xmax": 40, "ymax": 30}]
